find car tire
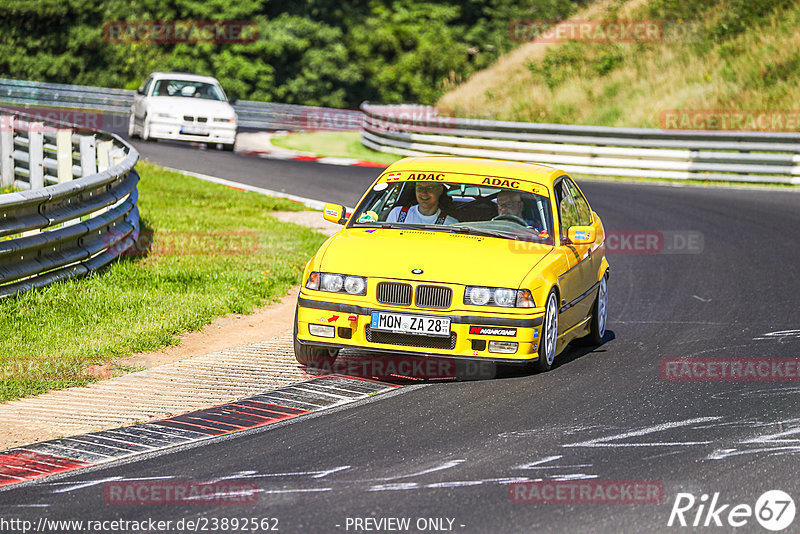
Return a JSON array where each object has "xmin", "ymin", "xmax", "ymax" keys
[
  {"xmin": 141, "ymin": 114, "xmax": 151, "ymax": 141},
  {"xmin": 584, "ymin": 272, "xmax": 608, "ymax": 346},
  {"xmin": 531, "ymin": 289, "xmax": 559, "ymax": 373},
  {"xmin": 293, "ymin": 307, "xmax": 339, "ymax": 367},
  {"xmin": 128, "ymin": 114, "xmax": 138, "ymax": 139},
  {"xmin": 221, "ymin": 143, "xmax": 235, "ymax": 152}
]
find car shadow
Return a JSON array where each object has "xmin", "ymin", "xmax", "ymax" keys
[{"xmin": 302, "ymin": 330, "xmax": 616, "ymax": 384}]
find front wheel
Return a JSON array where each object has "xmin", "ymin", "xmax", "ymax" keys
[
  {"xmin": 531, "ymin": 290, "xmax": 559, "ymax": 372},
  {"xmin": 128, "ymin": 113, "xmax": 137, "ymax": 138},
  {"xmin": 584, "ymin": 273, "xmax": 608, "ymax": 346},
  {"xmin": 293, "ymin": 307, "xmax": 339, "ymax": 367}
]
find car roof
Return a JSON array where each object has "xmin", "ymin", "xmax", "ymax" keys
[
  {"xmin": 383, "ymin": 156, "xmax": 565, "ymax": 187},
  {"xmin": 149, "ymin": 72, "xmax": 221, "ymax": 84}
]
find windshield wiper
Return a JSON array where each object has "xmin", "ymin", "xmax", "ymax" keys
[{"xmin": 446, "ymin": 225, "xmax": 518, "ymax": 240}]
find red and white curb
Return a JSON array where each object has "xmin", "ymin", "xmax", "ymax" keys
[
  {"xmin": 0, "ymin": 376, "xmax": 399, "ymax": 488},
  {"xmin": 238, "ymin": 150, "xmax": 388, "ymax": 168}
]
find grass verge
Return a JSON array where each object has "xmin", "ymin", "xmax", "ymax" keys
[
  {"xmin": 270, "ymin": 131, "xmax": 401, "ymax": 165},
  {"xmin": 0, "ymin": 161, "xmax": 328, "ymax": 403}
]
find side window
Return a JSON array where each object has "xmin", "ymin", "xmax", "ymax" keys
[
  {"xmin": 564, "ymin": 178, "xmax": 592, "ymax": 226},
  {"xmin": 556, "ymin": 180, "xmax": 579, "ymax": 241}
]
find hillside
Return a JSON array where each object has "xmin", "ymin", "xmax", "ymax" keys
[{"xmin": 437, "ymin": 0, "xmax": 800, "ymax": 129}]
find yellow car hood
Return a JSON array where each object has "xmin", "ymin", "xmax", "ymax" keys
[{"xmin": 318, "ymin": 228, "xmax": 553, "ymax": 287}]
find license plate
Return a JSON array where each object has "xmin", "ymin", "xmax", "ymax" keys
[
  {"xmin": 370, "ymin": 311, "xmax": 450, "ymax": 337},
  {"xmin": 180, "ymin": 125, "xmax": 208, "ymax": 135}
]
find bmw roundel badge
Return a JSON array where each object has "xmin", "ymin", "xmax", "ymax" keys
[{"xmin": 412, "ymin": 268, "xmax": 423, "ymax": 274}]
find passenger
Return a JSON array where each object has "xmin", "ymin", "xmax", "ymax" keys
[{"xmin": 387, "ymin": 182, "xmax": 458, "ymax": 225}]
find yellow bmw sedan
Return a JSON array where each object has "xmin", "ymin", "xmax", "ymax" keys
[{"xmin": 295, "ymin": 156, "xmax": 609, "ymax": 373}]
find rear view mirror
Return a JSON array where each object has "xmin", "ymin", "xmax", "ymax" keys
[
  {"xmin": 323, "ymin": 203, "xmax": 348, "ymax": 225},
  {"xmin": 568, "ymin": 226, "xmax": 595, "ymax": 244}
]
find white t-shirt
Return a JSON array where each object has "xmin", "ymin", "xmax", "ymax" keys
[{"xmin": 386, "ymin": 205, "xmax": 458, "ymax": 225}]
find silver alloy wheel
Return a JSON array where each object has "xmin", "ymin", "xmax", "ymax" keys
[
  {"xmin": 544, "ymin": 292, "xmax": 558, "ymax": 365},
  {"xmin": 128, "ymin": 114, "xmax": 136, "ymax": 137},
  {"xmin": 597, "ymin": 275, "xmax": 608, "ymax": 338}
]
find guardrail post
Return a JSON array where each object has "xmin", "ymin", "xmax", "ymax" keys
[
  {"xmin": 79, "ymin": 135, "xmax": 97, "ymax": 177},
  {"xmin": 28, "ymin": 121, "xmax": 44, "ymax": 189},
  {"xmin": 97, "ymin": 140, "xmax": 113, "ymax": 172},
  {"xmin": 56, "ymin": 129, "xmax": 73, "ymax": 183},
  {"xmin": 0, "ymin": 114, "xmax": 13, "ymax": 188}
]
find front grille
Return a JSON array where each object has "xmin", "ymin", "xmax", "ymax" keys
[
  {"xmin": 366, "ymin": 327, "xmax": 456, "ymax": 350},
  {"xmin": 376, "ymin": 282, "xmax": 412, "ymax": 306},
  {"xmin": 415, "ymin": 285, "xmax": 452, "ymax": 309}
]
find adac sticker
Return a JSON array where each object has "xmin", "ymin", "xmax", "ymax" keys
[
  {"xmin": 481, "ymin": 177, "xmax": 520, "ymax": 189},
  {"xmin": 324, "ymin": 207, "xmax": 340, "ymax": 218},
  {"xmin": 408, "ymin": 173, "xmax": 445, "ymax": 181},
  {"xmin": 574, "ymin": 230, "xmax": 588, "ymax": 240},
  {"xmin": 469, "ymin": 326, "xmax": 517, "ymax": 337},
  {"xmin": 385, "ymin": 172, "xmax": 402, "ymax": 181}
]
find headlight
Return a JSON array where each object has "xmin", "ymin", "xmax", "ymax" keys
[
  {"xmin": 467, "ymin": 287, "xmax": 491, "ymax": 306},
  {"xmin": 320, "ymin": 273, "xmax": 344, "ymax": 292},
  {"xmin": 306, "ymin": 272, "xmax": 366, "ymax": 295},
  {"xmin": 155, "ymin": 112, "xmax": 176, "ymax": 118},
  {"xmin": 464, "ymin": 286, "xmax": 535, "ymax": 308},
  {"xmin": 344, "ymin": 276, "xmax": 366, "ymax": 295},
  {"xmin": 214, "ymin": 117, "xmax": 236, "ymax": 123}
]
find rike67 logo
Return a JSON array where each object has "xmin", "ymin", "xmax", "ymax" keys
[{"xmin": 668, "ymin": 490, "xmax": 796, "ymax": 531}]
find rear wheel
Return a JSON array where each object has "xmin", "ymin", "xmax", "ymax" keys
[
  {"xmin": 221, "ymin": 143, "xmax": 235, "ymax": 152},
  {"xmin": 141, "ymin": 114, "xmax": 151, "ymax": 141},
  {"xmin": 531, "ymin": 290, "xmax": 559, "ymax": 372},
  {"xmin": 584, "ymin": 273, "xmax": 608, "ymax": 346},
  {"xmin": 293, "ymin": 307, "xmax": 339, "ymax": 367}
]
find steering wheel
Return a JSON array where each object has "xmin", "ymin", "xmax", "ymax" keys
[{"xmin": 492, "ymin": 214, "xmax": 528, "ymax": 226}]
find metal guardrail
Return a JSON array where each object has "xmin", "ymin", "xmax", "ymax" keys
[
  {"xmin": 0, "ymin": 108, "xmax": 140, "ymax": 298},
  {"xmin": 0, "ymin": 78, "xmax": 362, "ymax": 131},
  {"xmin": 361, "ymin": 104, "xmax": 800, "ymax": 184}
]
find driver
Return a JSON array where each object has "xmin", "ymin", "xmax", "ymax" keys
[
  {"xmin": 495, "ymin": 190, "xmax": 542, "ymax": 231},
  {"xmin": 387, "ymin": 182, "xmax": 458, "ymax": 225},
  {"xmin": 496, "ymin": 190, "xmax": 525, "ymax": 218}
]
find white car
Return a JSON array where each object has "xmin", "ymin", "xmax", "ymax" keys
[{"xmin": 128, "ymin": 72, "xmax": 238, "ymax": 150}]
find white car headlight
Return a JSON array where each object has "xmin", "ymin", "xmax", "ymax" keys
[
  {"xmin": 494, "ymin": 288, "xmax": 516, "ymax": 307},
  {"xmin": 155, "ymin": 112, "xmax": 176, "ymax": 119}
]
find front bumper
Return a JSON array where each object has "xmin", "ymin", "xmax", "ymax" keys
[
  {"xmin": 296, "ymin": 294, "xmax": 544, "ymax": 363},
  {"xmin": 149, "ymin": 118, "xmax": 236, "ymax": 144}
]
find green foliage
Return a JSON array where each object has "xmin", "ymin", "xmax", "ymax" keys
[{"xmin": 0, "ymin": 0, "xmax": 585, "ymax": 106}]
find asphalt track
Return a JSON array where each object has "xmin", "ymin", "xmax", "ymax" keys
[{"xmin": 2, "ymin": 128, "xmax": 800, "ymax": 532}]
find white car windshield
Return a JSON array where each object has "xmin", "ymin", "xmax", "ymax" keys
[
  {"xmin": 152, "ymin": 79, "xmax": 226, "ymax": 101},
  {"xmin": 349, "ymin": 180, "xmax": 555, "ymax": 244}
]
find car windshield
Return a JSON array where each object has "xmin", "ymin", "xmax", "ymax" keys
[
  {"xmin": 152, "ymin": 79, "xmax": 226, "ymax": 101},
  {"xmin": 348, "ymin": 180, "xmax": 554, "ymax": 244}
]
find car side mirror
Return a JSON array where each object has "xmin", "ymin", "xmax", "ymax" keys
[
  {"xmin": 567, "ymin": 225, "xmax": 595, "ymax": 244},
  {"xmin": 136, "ymin": 87, "xmax": 144, "ymax": 95},
  {"xmin": 323, "ymin": 203, "xmax": 349, "ymax": 225},
  {"xmin": 228, "ymin": 96, "xmax": 238, "ymax": 105}
]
